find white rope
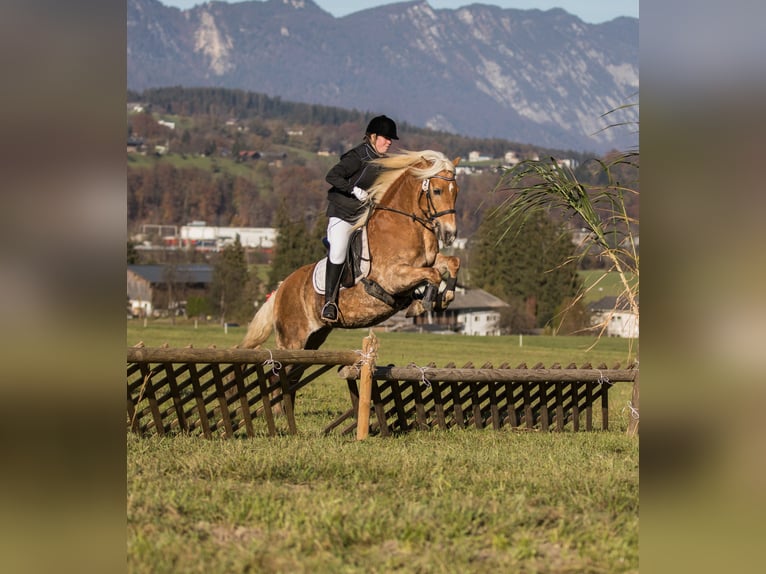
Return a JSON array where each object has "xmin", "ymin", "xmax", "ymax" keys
[
  {"xmin": 353, "ymin": 348, "xmax": 376, "ymax": 370},
  {"xmin": 626, "ymin": 401, "xmax": 640, "ymax": 420},
  {"xmin": 262, "ymin": 349, "xmax": 282, "ymax": 375},
  {"xmin": 596, "ymin": 369, "xmax": 612, "ymax": 385},
  {"xmin": 414, "ymin": 365, "xmax": 431, "ymax": 388}
]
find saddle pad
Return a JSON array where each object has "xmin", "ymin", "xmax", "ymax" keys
[{"xmin": 312, "ymin": 229, "xmax": 371, "ymax": 295}]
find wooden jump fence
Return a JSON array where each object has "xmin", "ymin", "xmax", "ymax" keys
[
  {"xmin": 127, "ymin": 335, "xmax": 638, "ymax": 440},
  {"xmin": 127, "ymin": 346, "xmax": 361, "ymax": 438}
]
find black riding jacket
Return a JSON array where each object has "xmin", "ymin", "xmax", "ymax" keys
[{"xmin": 325, "ymin": 141, "xmax": 383, "ymax": 221}]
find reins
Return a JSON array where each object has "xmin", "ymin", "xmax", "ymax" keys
[{"xmin": 372, "ymin": 173, "xmax": 456, "ymax": 232}]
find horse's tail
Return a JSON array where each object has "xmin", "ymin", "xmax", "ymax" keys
[{"xmin": 241, "ymin": 293, "xmax": 275, "ymax": 348}]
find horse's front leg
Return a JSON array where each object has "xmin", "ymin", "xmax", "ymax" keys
[
  {"xmin": 379, "ymin": 263, "xmax": 443, "ymax": 295},
  {"xmin": 432, "ymin": 253, "xmax": 461, "ymax": 310}
]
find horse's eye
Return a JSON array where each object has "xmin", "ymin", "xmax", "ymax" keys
[{"xmin": 432, "ymin": 188, "xmax": 442, "ymax": 196}]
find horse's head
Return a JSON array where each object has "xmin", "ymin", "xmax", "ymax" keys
[
  {"xmin": 418, "ymin": 154, "xmax": 460, "ymax": 246},
  {"xmin": 365, "ymin": 150, "xmax": 461, "ymax": 244},
  {"xmin": 420, "ymin": 168, "xmax": 459, "ymax": 244}
]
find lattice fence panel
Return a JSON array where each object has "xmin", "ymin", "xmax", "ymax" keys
[
  {"xmin": 128, "ymin": 347, "xmax": 362, "ymax": 438},
  {"xmin": 128, "ymin": 360, "xmax": 287, "ymax": 438},
  {"xmin": 332, "ymin": 362, "xmax": 635, "ymax": 436}
]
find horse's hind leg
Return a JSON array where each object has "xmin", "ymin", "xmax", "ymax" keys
[
  {"xmin": 405, "ymin": 298, "xmax": 426, "ymax": 317},
  {"xmin": 421, "ymin": 283, "xmax": 439, "ymax": 311},
  {"xmin": 267, "ymin": 271, "xmax": 330, "ymax": 418},
  {"xmin": 262, "ymin": 325, "xmax": 331, "ymax": 422},
  {"xmin": 305, "ymin": 327, "xmax": 332, "ymax": 350}
]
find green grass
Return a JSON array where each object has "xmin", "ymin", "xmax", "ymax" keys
[
  {"xmin": 127, "ymin": 142, "xmax": 337, "ymax": 182},
  {"xmin": 126, "ymin": 151, "xmax": 258, "ymax": 181},
  {"xmin": 127, "ymin": 322, "xmax": 638, "ymax": 573},
  {"xmin": 127, "ymin": 320, "xmax": 635, "ymax": 367},
  {"xmin": 579, "ymin": 270, "xmax": 637, "ymax": 303}
]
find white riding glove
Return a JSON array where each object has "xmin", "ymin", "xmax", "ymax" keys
[{"xmin": 351, "ymin": 186, "xmax": 369, "ymax": 202}]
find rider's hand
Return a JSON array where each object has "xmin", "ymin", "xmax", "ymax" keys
[{"xmin": 351, "ymin": 186, "xmax": 369, "ymax": 202}]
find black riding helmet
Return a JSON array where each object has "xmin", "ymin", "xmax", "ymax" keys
[{"xmin": 365, "ymin": 115, "xmax": 399, "ymax": 140}]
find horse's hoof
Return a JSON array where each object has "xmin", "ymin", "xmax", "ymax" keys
[{"xmin": 405, "ymin": 300, "xmax": 426, "ymax": 317}]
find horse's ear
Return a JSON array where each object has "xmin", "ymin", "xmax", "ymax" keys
[{"xmin": 453, "ymin": 157, "xmax": 461, "ymax": 166}]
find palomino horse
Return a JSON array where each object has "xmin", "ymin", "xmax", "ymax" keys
[{"xmin": 241, "ymin": 149, "xmax": 461, "ymax": 351}]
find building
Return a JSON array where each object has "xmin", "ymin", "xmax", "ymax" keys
[
  {"xmin": 127, "ymin": 264, "xmax": 213, "ymax": 317},
  {"xmin": 178, "ymin": 223, "xmax": 277, "ymax": 250},
  {"xmin": 237, "ymin": 150, "xmax": 261, "ymax": 161},
  {"xmin": 127, "ymin": 136, "xmax": 144, "ymax": 153},
  {"xmin": 411, "ymin": 287, "xmax": 510, "ymax": 336},
  {"xmin": 555, "ymin": 158, "xmax": 578, "ymax": 169},
  {"xmin": 467, "ymin": 151, "xmax": 491, "ymax": 162},
  {"xmin": 588, "ymin": 295, "xmax": 639, "ymax": 338},
  {"xmin": 504, "ymin": 151, "xmax": 520, "ymax": 166}
]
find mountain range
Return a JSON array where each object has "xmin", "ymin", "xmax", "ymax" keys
[{"xmin": 127, "ymin": 0, "xmax": 639, "ymax": 153}]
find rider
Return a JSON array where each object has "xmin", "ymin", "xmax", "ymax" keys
[{"xmin": 321, "ymin": 114, "xmax": 399, "ymax": 322}]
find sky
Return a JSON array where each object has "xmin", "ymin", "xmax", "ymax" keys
[{"xmin": 158, "ymin": 0, "xmax": 638, "ymax": 24}]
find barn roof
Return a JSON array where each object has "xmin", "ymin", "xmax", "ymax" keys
[
  {"xmin": 447, "ymin": 288, "xmax": 510, "ymax": 311},
  {"xmin": 588, "ymin": 295, "xmax": 639, "ymax": 313},
  {"xmin": 128, "ymin": 264, "xmax": 213, "ymax": 285}
]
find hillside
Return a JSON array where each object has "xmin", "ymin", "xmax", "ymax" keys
[{"xmin": 127, "ymin": 87, "xmax": 638, "ymax": 242}]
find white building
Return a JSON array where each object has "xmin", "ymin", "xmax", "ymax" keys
[
  {"xmin": 179, "ymin": 222, "xmax": 277, "ymax": 250},
  {"xmin": 468, "ymin": 150, "xmax": 491, "ymax": 162},
  {"xmin": 589, "ymin": 296, "xmax": 639, "ymax": 338},
  {"xmin": 556, "ymin": 158, "xmax": 578, "ymax": 169},
  {"xmin": 412, "ymin": 287, "xmax": 510, "ymax": 336}
]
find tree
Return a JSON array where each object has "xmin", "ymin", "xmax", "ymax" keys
[
  {"xmin": 267, "ymin": 202, "xmax": 326, "ymax": 290},
  {"xmin": 495, "ymin": 153, "xmax": 638, "ymax": 341},
  {"xmin": 498, "ymin": 296, "xmax": 536, "ymax": 333},
  {"xmin": 186, "ymin": 295, "xmax": 212, "ymax": 319},
  {"xmin": 469, "ymin": 209, "xmax": 581, "ymax": 331},
  {"xmin": 210, "ymin": 235, "xmax": 249, "ymax": 324},
  {"xmin": 238, "ymin": 270, "xmax": 266, "ymax": 323},
  {"xmin": 127, "ymin": 241, "xmax": 140, "ymax": 264}
]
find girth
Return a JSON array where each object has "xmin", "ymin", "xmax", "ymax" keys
[{"xmin": 361, "ymin": 278, "xmax": 413, "ymax": 309}]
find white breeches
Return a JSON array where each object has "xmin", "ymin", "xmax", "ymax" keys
[{"xmin": 326, "ymin": 217, "xmax": 355, "ymax": 264}]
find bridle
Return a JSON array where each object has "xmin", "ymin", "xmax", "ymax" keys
[{"xmin": 373, "ymin": 173, "xmax": 456, "ymax": 231}]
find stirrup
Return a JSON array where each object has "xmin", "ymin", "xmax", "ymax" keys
[{"xmin": 321, "ymin": 301, "xmax": 339, "ymax": 322}]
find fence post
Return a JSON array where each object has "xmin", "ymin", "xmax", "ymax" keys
[
  {"xmin": 627, "ymin": 372, "xmax": 639, "ymax": 437},
  {"xmin": 356, "ymin": 331, "xmax": 378, "ymax": 440}
]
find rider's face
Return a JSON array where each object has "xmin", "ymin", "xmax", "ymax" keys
[{"xmin": 372, "ymin": 135, "xmax": 392, "ymax": 155}]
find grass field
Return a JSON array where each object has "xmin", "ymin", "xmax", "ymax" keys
[
  {"xmin": 579, "ymin": 270, "xmax": 637, "ymax": 303},
  {"xmin": 127, "ymin": 321, "xmax": 638, "ymax": 573}
]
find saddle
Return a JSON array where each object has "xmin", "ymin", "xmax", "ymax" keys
[
  {"xmin": 311, "ymin": 228, "xmax": 425, "ymax": 314},
  {"xmin": 312, "ymin": 228, "xmax": 370, "ymax": 295}
]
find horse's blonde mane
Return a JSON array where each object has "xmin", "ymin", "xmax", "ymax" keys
[{"xmin": 352, "ymin": 150, "xmax": 455, "ymax": 228}]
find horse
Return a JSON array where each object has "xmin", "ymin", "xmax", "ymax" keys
[{"xmin": 241, "ymin": 149, "xmax": 461, "ymax": 352}]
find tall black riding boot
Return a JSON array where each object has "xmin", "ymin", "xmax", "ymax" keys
[{"xmin": 321, "ymin": 261, "xmax": 344, "ymax": 322}]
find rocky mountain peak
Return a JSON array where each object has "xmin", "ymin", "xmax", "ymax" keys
[{"xmin": 128, "ymin": 0, "xmax": 638, "ymax": 153}]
